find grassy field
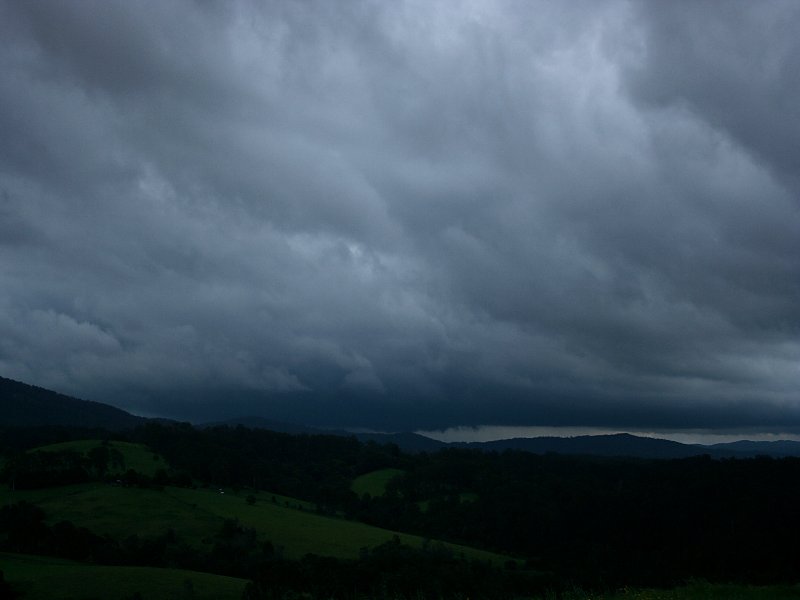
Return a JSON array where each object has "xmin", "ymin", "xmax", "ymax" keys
[
  {"xmin": 351, "ymin": 468, "xmax": 404, "ymax": 497},
  {"xmin": 3, "ymin": 554, "xmax": 798, "ymax": 600},
  {"xmin": 0, "ymin": 483, "xmax": 511, "ymax": 564},
  {"xmin": 0, "ymin": 552, "xmax": 247, "ymax": 600},
  {"xmin": 578, "ymin": 582, "xmax": 800, "ymax": 600},
  {"xmin": 32, "ymin": 440, "xmax": 169, "ymax": 477}
]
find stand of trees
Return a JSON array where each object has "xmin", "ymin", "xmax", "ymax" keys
[
  {"xmin": 2, "ymin": 444, "xmax": 127, "ymax": 490},
  {"xmin": 361, "ymin": 450, "xmax": 800, "ymax": 588},
  {"xmin": 131, "ymin": 422, "xmax": 404, "ymax": 513}
]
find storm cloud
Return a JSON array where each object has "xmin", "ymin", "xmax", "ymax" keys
[{"xmin": 1, "ymin": 1, "xmax": 798, "ymax": 432}]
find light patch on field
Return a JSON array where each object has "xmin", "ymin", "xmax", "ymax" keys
[{"xmin": 351, "ymin": 468, "xmax": 404, "ymax": 497}]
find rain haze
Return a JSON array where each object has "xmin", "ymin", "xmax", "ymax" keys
[{"xmin": 1, "ymin": 1, "xmax": 798, "ymax": 440}]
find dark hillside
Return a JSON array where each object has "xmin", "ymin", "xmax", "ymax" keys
[
  {"xmin": 354, "ymin": 432, "xmax": 445, "ymax": 453},
  {"xmin": 0, "ymin": 376, "xmax": 143, "ymax": 430}
]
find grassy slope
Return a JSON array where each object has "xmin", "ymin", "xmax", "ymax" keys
[
  {"xmin": 0, "ymin": 483, "xmax": 510, "ymax": 563},
  {"xmin": 167, "ymin": 486, "xmax": 507, "ymax": 562},
  {"xmin": 32, "ymin": 440, "xmax": 169, "ymax": 477},
  {"xmin": 351, "ymin": 468, "xmax": 404, "ymax": 497},
  {"xmin": 0, "ymin": 552, "xmax": 246, "ymax": 600}
]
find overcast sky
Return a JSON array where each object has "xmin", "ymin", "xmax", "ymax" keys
[{"xmin": 1, "ymin": 1, "xmax": 798, "ymax": 433}]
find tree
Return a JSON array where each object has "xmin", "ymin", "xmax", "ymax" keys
[
  {"xmin": 0, "ymin": 569, "xmax": 20, "ymax": 600},
  {"xmin": 88, "ymin": 445, "xmax": 110, "ymax": 477}
]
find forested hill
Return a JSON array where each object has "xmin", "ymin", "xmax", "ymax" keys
[
  {"xmin": 0, "ymin": 376, "xmax": 143, "ymax": 430},
  {"xmin": 211, "ymin": 416, "xmax": 800, "ymax": 458}
]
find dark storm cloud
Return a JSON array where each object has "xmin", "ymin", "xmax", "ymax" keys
[{"xmin": 0, "ymin": 0, "xmax": 798, "ymax": 431}]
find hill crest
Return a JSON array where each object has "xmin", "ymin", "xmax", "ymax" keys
[{"xmin": 0, "ymin": 376, "xmax": 143, "ymax": 430}]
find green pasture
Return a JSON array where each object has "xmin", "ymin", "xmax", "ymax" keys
[
  {"xmin": 165, "ymin": 486, "xmax": 508, "ymax": 563},
  {"xmin": 0, "ymin": 552, "xmax": 246, "ymax": 600},
  {"xmin": 351, "ymin": 468, "xmax": 404, "ymax": 497},
  {"xmin": 0, "ymin": 483, "xmax": 511, "ymax": 564}
]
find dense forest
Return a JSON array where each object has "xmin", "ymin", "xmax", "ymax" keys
[{"xmin": 2, "ymin": 422, "xmax": 799, "ymax": 598}]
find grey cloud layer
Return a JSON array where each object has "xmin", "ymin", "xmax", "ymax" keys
[{"xmin": 0, "ymin": 0, "xmax": 798, "ymax": 430}]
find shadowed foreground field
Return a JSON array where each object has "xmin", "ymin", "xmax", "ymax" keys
[
  {"xmin": 2, "ymin": 549, "xmax": 799, "ymax": 600},
  {"xmin": 589, "ymin": 582, "xmax": 800, "ymax": 600},
  {"xmin": 0, "ymin": 552, "xmax": 247, "ymax": 600}
]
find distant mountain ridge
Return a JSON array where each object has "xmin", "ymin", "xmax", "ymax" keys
[
  {"xmin": 451, "ymin": 433, "xmax": 798, "ymax": 459},
  {"xmin": 4, "ymin": 376, "xmax": 800, "ymax": 458},
  {"xmin": 455, "ymin": 433, "xmax": 719, "ymax": 459},
  {"xmin": 207, "ymin": 415, "xmax": 800, "ymax": 459},
  {"xmin": 0, "ymin": 376, "xmax": 144, "ymax": 430}
]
